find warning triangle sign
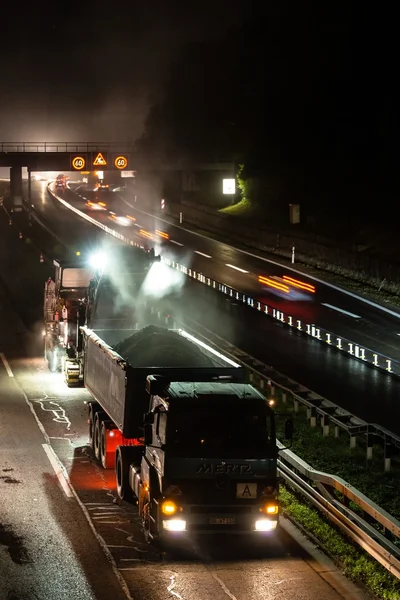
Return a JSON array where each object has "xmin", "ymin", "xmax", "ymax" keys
[{"xmin": 93, "ymin": 152, "xmax": 107, "ymax": 166}]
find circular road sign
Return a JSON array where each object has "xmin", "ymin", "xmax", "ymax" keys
[
  {"xmin": 114, "ymin": 155, "xmax": 128, "ymax": 170},
  {"xmin": 72, "ymin": 156, "xmax": 86, "ymax": 170}
]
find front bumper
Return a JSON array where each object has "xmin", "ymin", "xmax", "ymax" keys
[{"xmin": 159, "ymin": 504, "xmax": 279, "ymax": 536}]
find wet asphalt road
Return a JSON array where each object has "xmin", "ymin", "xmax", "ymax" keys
[
  {"xmin": 0, "ymin": 196, "xmax": 370, "ymax": 600},
  {"xmin": 22, "ymin": 183, "xmax": 400, "ymax": 433},
  {"xmin": 0, "ymin": 284, "xmax": 130, "ymax": 600}
]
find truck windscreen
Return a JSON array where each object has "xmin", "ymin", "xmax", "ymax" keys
[{"xmin": 167, "ymin": 408, "xmax": 274, "ymax": 457}]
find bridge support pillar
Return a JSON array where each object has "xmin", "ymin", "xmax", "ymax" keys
[
  {"xmin": 10, "ymin": 165, "xmax": 23, "ymax": 211},
  {"xmin": 27, "ymin": 168, "xmax": 32, "ymax": 204}
]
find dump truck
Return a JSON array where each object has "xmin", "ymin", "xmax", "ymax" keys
[{"xmin": 82, "ymin": 323, "xmax": 293, "ymax": 543}]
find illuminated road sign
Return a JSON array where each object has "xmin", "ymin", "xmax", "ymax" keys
[
  {"xmin": 114, "ymin": 155, "xmax": 128, "ymax": 169},
  {"xmin": 71, "ymin": 155, "xmax": 86, "ymax": 170},
  {"xmin": 93, "ymin": 152, "xmax": 107, "ymax": 166}
]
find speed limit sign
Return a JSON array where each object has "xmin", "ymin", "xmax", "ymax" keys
[
  {"xmin": 114, "ymin": 155, "xmax": 129, "ymax": 170},
  {"xmin": 71, "ymin": 155, "xmax": 86, "ymax": 170}
]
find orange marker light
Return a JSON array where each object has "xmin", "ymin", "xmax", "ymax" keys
[
  {"xmin": 156, "ymin": 230, "xmax": 169, "ymax": 240},
  {"xmin": 258, "ymin": 276, "xmax": 290, "ymax": 293},
  {"xmin": 140, "ymin": 229, "xmax": 154, "ymax": 240},
  {"xmin": 282, "ymin": 275, "xmax": 315, "ymax": 293}
]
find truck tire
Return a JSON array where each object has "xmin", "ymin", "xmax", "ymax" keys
[
  {"xmin": 93, "ymin": 411, "xmax": 106, "ymax": 462},
  {"xmin": 88, "ymin": 402, "xmax": 101, "ymax": 449},
  {"xmin": 100, "ymin": 420, "xmax": 116, "ymax": 470},
  {"xmin": 116, "ymin": 446, "xmax": 135, "ymax": 502}
]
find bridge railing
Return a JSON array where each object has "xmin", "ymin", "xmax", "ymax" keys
[{"xmin": 0, "ymin": 142, "xmax": 134, "ymax": 153}]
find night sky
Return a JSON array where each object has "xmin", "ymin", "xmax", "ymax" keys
[
  {"xmin": 0, "ymin": 2, "xmax": 397, "ymax": 218},
  {"xmin": 0, "ymin": 1, "xmax": 250, "ymax": 141}
]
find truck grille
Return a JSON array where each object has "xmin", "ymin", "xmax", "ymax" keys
[{"xmin": 191, "ymin": 505, "xmax": 252, "ymax": 514}]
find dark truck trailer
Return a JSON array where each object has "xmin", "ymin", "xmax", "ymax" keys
[{"xmin": 82, "ymin": 325, "xmax": 291, "ymax": 543}]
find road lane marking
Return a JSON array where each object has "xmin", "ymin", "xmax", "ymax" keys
[
  {"xmin": 194, "ymin": 250, "xmax": 212, "ymax": 258},
  {"xmin": 168, "ymin": 575, "xmax": 184, "ymax": 600},
  {"xmin": 210, "ymin": 572, "xmax": 238, "ymax": 600},
  {"xmin": 170, "ymin": 240, "xmax": 184, "ymax": 246},
  {"xmin": 225, "ymin": 263, "xmax": 249, "ymax": 274},
  {"xmin": 321, "ymin": 303, "xmax": 361, "ymax": 319},
  {"xmin": 0, "ymin": 352, "xmax": 14, "ymax": 377},
  {"xmin": 12, "ymin": 374, "xmax": 134, "ymax": 600},
  {"xmin": 42, "ymin": 443, "xmax": 73, "ymax": 498}
]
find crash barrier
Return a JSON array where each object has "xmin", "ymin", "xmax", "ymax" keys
[
  {"xmin": 46, "ymin": 185, "xmax": 400, "ymax": 379},
  {"xmin": 278, "ymin": 445, "xmax": 400, "ymax": 579},
  {"xmin": 165, "ymin": 259, "xmax": 400, "ymax": 379},
  {"xmin": 173, "ymin": 318, "xmax": 400, "ymax": 579}
]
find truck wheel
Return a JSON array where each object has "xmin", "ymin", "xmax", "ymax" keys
[
  {"xmin": 88, "ymin": 402, "xmax": 101, "ymax": 449},
  {"xmin": 93, "ymin": 411, "xmax": 106, "ymax": 462},
  {"xmin": 100, "ymin": 420, "xmax": 116, "ymax": 470},
  {"xmin": 116, "ymin": 446, "xmax": 134, "ymax": 502}
]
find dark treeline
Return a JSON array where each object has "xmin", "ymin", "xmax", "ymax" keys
[{"xmin": 137, "ymin": 4, "xmax": 397, "ymax": 228}]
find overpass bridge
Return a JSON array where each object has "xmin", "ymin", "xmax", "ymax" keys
[
  {"xmin": 0, "ymin": 142, "xmax": 235, "ymax": 209},
  {"xmin": 0, "ymin": 142, "xmax": 134, "ymax": 209}
]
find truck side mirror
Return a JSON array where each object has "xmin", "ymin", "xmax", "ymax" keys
[
  {"xmin": 284, "ymin": 418, "xmax": 294, "ymax": 440},
  {"xmin": 144, "ymin": 423, "xmax": 153, "ymax": 445},
  {"xmin": 143, "ymin": 412, "xmax": 154, "ymax": 425}
]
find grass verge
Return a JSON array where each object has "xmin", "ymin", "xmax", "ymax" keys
[
  {"xmin": 218, "ymin": 198, "xmax": 254, "ymax": 216},
  {"xmin": 275, "ymin": 403, "xmax": 400, "ymax": 522},
  {"xmin": 269, "ymin": 397, "xmax": 400, "ymax": 599},
  {"xmin": 280, "ymin": 486, "xmax": 400, "ymax": 599}
]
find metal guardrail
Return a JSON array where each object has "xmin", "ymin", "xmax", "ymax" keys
[
  {"xmin": 0, "ymin": 142, "xmax": 134, "ymax": 153},
  {"xmin": 164, "ymin": 259, "xmax": 400, "ymax": 378},
  {"xmin": 19, "ymin": 187, "xmax": 400, "ymax": 578},
  {"xmin": 278, "ymin": 447, "xmax": 400, "ymax": 579}
]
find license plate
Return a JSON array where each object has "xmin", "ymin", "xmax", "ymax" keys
[{"xmin": 210, "ymin": 517, "xmax": 235, "ymax": 525}]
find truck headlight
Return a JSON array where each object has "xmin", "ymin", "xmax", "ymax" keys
[
  {"xmin": 255, "ymin": 520, "xmax": 278, "ymax": 532},
  {"xmin": 163, "ymin": 519, "xmax": 186, "ymax": 532}
]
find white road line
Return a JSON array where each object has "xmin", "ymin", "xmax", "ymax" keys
[
  {"xmin": 210, "ymin": 572, "xmax": 238, "ymax": 600},
  {"xmin": 225, "ymin": 263, "xmax": 249, "ymax": 274},
  {"xmin": 194, "ymin": 250, "xmax": 212, "ymax": 258},
  {"xmin": 0, "ymin": 352, "xmax": 14, "ymax": 377},
  {"xmin": 168, "ymin": 575, "xmax": 184, "ymax": 600},
  {"xmin": 42, "ymin": 443, "xmax": 73, "ymax": 498},
  {"xmin": 321, "ymin": 303, "xmax": 361, "ymax": 319},
  {"xmin": 170, "ymin": 240, "xmax": 184, "ymax": 246}
]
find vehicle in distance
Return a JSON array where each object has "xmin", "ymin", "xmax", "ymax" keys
[
  {"xmin": 258, "ymin": 274, "xmax": 315, "ymax": 300},
  {"xmin": 55, "ymin": 174, "xmax": 67, "ymax": 191}
]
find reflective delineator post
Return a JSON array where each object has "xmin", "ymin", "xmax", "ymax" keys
[
  {"xmin": 291, "ymin": 245, "xmax": 295, "ymax": 264},
  {"xmin": 179, "ymin": 212, "xmax": 183, "ymax": 224}
]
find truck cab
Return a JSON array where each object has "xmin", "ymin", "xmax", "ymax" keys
[{"xmin": 122, "ymin": 375, "xmax": 280, "ymax": 542}]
